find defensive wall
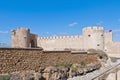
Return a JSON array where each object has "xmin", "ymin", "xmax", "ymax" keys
[
  {"xmin": 37, "ymin": 27, "xmax": 120, "ymax": 58},
  {"xmin": 11, "ymin": 26, "xmax": 120, "ymax": 58},
  {"xmin": 37, "ymin": 36, "xmax": 83, "ymax": 50},
  {"xmin": 37, "ymin": 26, "xmax": 105, "ymax": 50},
  {"xmin": 0, "ymin": 48, "xmax": 98, "ymax": 74},
  {"xmin": 104, "ymin": 32, "xmax": 120, "ymax": 58}
]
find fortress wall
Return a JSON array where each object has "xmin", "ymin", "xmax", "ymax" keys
[
  {"xmin": 105, "ymin": 42, "xmax": 120, "ymax": 57},
  {"xmin": 111, "ymin": 43, "xmax": 120, "ymax": 54},
  {"xmin": 37, "ymin": 36, "xmax": 83, "ymax": 50},
  {"xmin": 0, "ymin": 48, "xmax": 98, "ymax": 74},
  {"xmin": 83, "ymin": 27, "xmax": 104, "ymax": 50},
  {"xmin": 104, "ymin": 32, "xmax": 113, "ymax": 51},
  {"xmin": 104, "ymin": 32, "xmax": 120, "ymax": 57},
  {"xmin": 104, "ymin": 32, "xmax": 113, "ymax": 45}
]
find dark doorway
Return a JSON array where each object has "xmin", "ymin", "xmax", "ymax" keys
[{"xmin": 30, "ymin": 40, "xmax": 35, "ymax": 48}]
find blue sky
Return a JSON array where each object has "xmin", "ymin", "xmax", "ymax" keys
[{"xmin": 0, "ymin": 0, "xmax": 120, "ymax": 47}]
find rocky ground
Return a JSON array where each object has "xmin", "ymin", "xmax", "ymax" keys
[{"xmin": 0, "ymin": 62, "xmax": 101, "ymax": 80}]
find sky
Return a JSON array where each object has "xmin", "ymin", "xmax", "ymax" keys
[{"xmin": 0, "ymin": 0, "xmax": 120, "ymax": 47}]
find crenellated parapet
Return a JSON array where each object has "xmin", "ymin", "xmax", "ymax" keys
[
  {"xmin": 38, "ymin": 35, "xmax": 82, "ymax": 40},
  {"xmin": 83, "ymin": 26, "xmax": 104, "ymax": 33},
  {"xmin": 37, "ymin": 35, "xmax": 84, "ymax": 50},
  {"xmin": 83, "ymin": 26, "xmax": 104, "ymax": 30},
  {"xmin": 37, "ymin": 26, "xmax": 105, "ymax": 50},
  {"xmin": 12, "ymin": 28, "xmax": 30, "ymax": 36},
  {"xmin": 16, "ymin": 27, "xmax": 30, "ymax": 31}
]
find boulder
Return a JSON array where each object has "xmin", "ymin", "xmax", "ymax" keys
[
  {"xmin": 43, "ymin": 66, "xmax": 58, "ymax": 80},
  {"xmin": 34, "ymin": 72, "xmax": 42, "ymax": 80},
  {"xmin": 43, "ymin": 66, "xmax": 58, "ymax": 73}
]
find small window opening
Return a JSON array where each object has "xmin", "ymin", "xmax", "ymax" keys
[
  {"xmin": 101, "ymin": 34, "xmax": 103, "ymax": 36},
  {"xmin": 88, "ymin": 34, "xmax": 91, "ymax": 37},
  {"xmin": 97, "ymin": 44, "xmax": 100, "ymax": 46}
]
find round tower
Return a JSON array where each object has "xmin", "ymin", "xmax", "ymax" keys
[
  {"xmin": 12, "ymin": 28, "xmax": 30, "ymax": 48},
  {"xmin": 17, "ymin": 28, "xmax": 30, "ymax": 48},
  {"xmin": 82, "ymin": 26, "xmax": 104, "ymax": 50}
]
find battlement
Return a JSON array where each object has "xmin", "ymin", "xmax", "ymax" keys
[
  {"xmin": 83, "ymin": 26, "xmax": 104, "ymax": 32},
  {"xmin": 11, "ymin": 28, "xmax": 30, "ymax": 36},
  {"xmin": 38, "ymin": 35, "xmax": 82, "ymax": 40},
  {"xmin": 16, "ymin": 27, "xmax": 30, "ymax": 31}
]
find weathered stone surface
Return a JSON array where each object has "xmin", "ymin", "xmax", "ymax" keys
[
  {"xmin": 0, "ymin": 48, "xmax": 43, "ymax": 74},
  {"xmin": 34, "ymin": 72, "xmax": 42, "ymax": 80},
  {"xmin": 5, "ymin": 61, "xmax": 101, "ymax": 80},
  {"xmin": 10, "ymin": 72, "xmax": 21, "ymax": 80},
  {"xmin": 0, "ymin": 48, "xmax": 99, "ymax": 74},
  {"xmin": 43, "ymin": 66, "xmax": 58, "ymax": 73},
  {"xmin": 10, "ymin": 71, "xmax": 35, "ymax": 80}
]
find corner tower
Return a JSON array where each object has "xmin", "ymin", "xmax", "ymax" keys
[
  {"xmin": 11, "ymin": 28, "xmax": 38, "ymax": 48},
  {"xmin": 82, "ymin": 26, "xmax": 104, "ymax": 50}
]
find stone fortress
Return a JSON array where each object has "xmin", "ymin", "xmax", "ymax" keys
[{"xmin": 11, "ymin": 26, "xmax": 120, "ymax": 58}]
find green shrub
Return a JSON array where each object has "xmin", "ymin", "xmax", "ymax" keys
[{"xmin": 70, "ymin": 65, "xmax": 77, "ymax": 72}]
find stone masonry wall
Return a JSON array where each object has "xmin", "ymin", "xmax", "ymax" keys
[
  {"xmin": 43, "ymin": 51, "xmax": 98, "ymax": 67},
  {"xmin": 0, "ymin": 48, "xmax": 98, "ymax": 74},
  {"xmin": 37, "ymin": 36, "xmax": 83, "ymax": 50},
  {"xmin": 0, "ymin": 48, "xmax": 43, "ymax": 74}
]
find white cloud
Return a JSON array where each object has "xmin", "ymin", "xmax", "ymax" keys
[
  {"xmin": 0, "ymin": 31, "xmax": 9, "ymax": 34},
  {"xmin": 69, "ymin": 22, "xmax": 78, "ymax": 27}
]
